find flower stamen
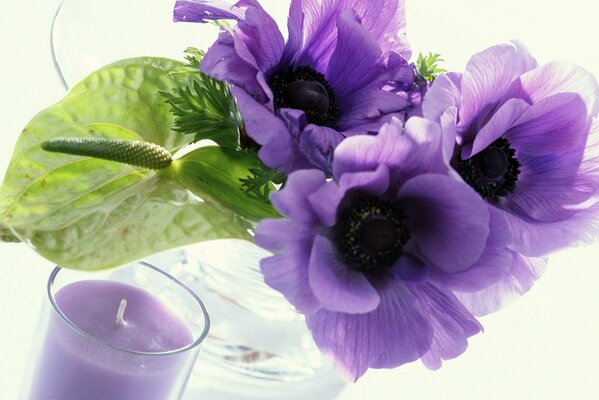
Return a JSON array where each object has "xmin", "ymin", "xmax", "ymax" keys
[
  {"xmin": 458, "ymin": 137, "xmax": 521, "ymax": 201},
  {"xmin": 333, "ymin": 197, "xmax": 410, "ymax": 273},
  {"xmin": 269, "ymin": 66, "xmax": 339, "ymax": 128}
]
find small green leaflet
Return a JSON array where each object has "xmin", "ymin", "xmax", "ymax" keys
[
  {"xmin": 180, "ymin": 46, "xmax": 204, "ymax": 71},
  {"xmin": 240, "ymin": 166, "xmax": 287, "ymax": 202},
  {"xmin": 162, "ymin": 48, "xmax": 242, "ymax": 149},
  {"xmin": 417, "ymin": 53, "xmax": 447, "ymax": 82},
  {"xmin": 209, "ymin": 20, "xmax": 234, "ymax": 34}
]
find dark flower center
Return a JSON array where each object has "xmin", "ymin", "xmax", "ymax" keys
[
  {"xmin": 269, "ymin": 66, "xmax": 339, "ymax": 128},
  {"xmin": 286, "ymin": 80, "xmax": 330, "ymax": 116},
  {"xmin": 458, "ymin": 137, "xmax": 521, "ymax": 202},
  {"xmin": 333, "ymin": 197, "xmax": 410, "ymax": 273}
]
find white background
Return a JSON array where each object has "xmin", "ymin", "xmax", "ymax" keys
[{"xmin": 1, "ymin": 0, "xmax": 599, "ymax": 399}]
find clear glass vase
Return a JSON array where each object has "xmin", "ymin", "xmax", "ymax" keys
[
  {"xmin": 51, "ymin": 0, "xmax": 346, "ymax": 398},
  {"xmin": 51, "ymin": 0, "xmax": 219, "ymax": 89},
  {"xmin": 147, "ymin": 241, "xmax": 346, "ymax": 399}
]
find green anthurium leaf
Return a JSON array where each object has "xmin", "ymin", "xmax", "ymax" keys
[
  {"xmin": 21, "ymin": 178, "xmax": 252, "ymax": 271},
  {"xmin": 0, "ymin": 223, "xmax": 20, "ymax": 243},
  {"xmin": 0, "ymin": 57, "xmax": 251, "ymax": 270},
  {"xmin": 169, "ymin": 146, "xmax": 280, "ymax": 220}
]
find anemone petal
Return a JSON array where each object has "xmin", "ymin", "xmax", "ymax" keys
[
  {"xmin": 307, "ymin": 280, "xmax": 432, "ymax": 381},
  {"xmin": 397, "ymin": 174, "xmax": 490, "ymax": 273},
  {"xmin": 308, "ymin": 235, "xmax": 381, "ymax": 314},
  {"xmin": 455, "ymin": 253, "xmax": 547, "ymax": 316},
  {"xmin": 459, "ymin": 42, "xmax": 537, "ymax": 140},
  {"xmin": 412, "ymin": 284, "xmax": 482, "ymax": 370}
]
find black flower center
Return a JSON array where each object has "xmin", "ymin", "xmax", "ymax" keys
[
  {"xmin": 458, "ymin": 137, "xmax": 521, "ymax": 202},
  {"xmin": 269, "ymin": 66, "xmax": 339, "ymax": 128},
  {"xmin": 333, "ymin": 197, "xmax": 410, "ymax": 273}
]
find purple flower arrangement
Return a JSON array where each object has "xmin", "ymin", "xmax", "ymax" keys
[
  {"xmin": 173, "ymin": 0, "xmax": 599, "ymax": 380},
  {"xmin": 175, "ymin": 0, "xmax": 420, "ymax": 174},
  {"xmin": 2, "ymin": 0, "xmax": 599, "ymax": 386}
]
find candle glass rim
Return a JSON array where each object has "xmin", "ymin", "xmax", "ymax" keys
[{"xmin": 47, "ymin": 261, "xmax": 211, "ymax": 357}]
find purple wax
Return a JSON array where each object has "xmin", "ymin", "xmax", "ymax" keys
[{"xmin": 27, "ymin": 280, "xmax": 194, "ymax": 400}]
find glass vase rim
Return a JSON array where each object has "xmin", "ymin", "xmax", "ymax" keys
[
  {"xmin": 47, "ymin": 261, "xmax": 211, "ymax": 357},
  {"xmin": 50, "ymin": 0, "xmax": 68, "ymax": 91}
]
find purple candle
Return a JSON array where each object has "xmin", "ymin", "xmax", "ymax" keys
[{"xmin": 21, "ymin": 264, "xmax": 209, "ymax": 400}]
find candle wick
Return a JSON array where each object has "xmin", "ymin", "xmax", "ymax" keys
[{"xmin": 115, "ymin": 299, "xmax": 127, "ymax": 326}]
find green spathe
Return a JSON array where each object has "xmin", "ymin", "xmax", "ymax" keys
[
  {"xmin": 0, "ymin": 57, "xmax": 254, "ymax": 270},
  {"xmin": 169, "ymin": 146, "xmax": 278, "ymax": 220}
]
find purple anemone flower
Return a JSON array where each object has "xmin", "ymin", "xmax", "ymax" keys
[
  {"xmin": 255, "ymin": 117, "xmax": 516, "ymax": 379},
  {"xmin": 424, "ymin": 42, "xmax": 599, "ymax": 260},
  {"xmin": 174, "ymin": 0, "xmax": 424, "ymax": 173}
]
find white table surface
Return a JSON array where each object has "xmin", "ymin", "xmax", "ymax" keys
[{"xmin": 2, "ymin": 1, "xmax": 599, "ymax": 399}]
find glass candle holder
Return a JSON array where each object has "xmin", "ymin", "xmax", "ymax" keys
[
  {"xmin": 19, "ymin": 261, "xmax": 210, "ymax": 400},
  {"xmin": 51, "ymin": 0, "xmax": 218, "ymax": 89}
]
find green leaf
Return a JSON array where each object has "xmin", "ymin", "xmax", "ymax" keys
[
  {"xmin": 0, "ymin": 57, "xmax": 251, "ymax": 270},
  {"xmin": 162, "ymin": 48, "xmax": 242, "ymax": 148},
  {"xmin": 26, "ymin": 177, "xmax": 252, "ymax": 271},
  {"xmin": 169, "ymin": 146, "xmax": 280, "ymax": 220},
  {"xmin": 0, "ymin": 223, "xmax": 20, "ymax": 243},
  {"xmin": 179, "ymin": 47, "xmax": 204, "ymax": 71},
  {"xmin": 209, "ymin": 20, "xmax": 234, "ymax": 33},
  {"xmin": 240, "ymin": 166, "xmax": 286, "ymax": 202},
  {"xmin": 417, "ymin": 53, "xmax": 447, "ymax": 82}
]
